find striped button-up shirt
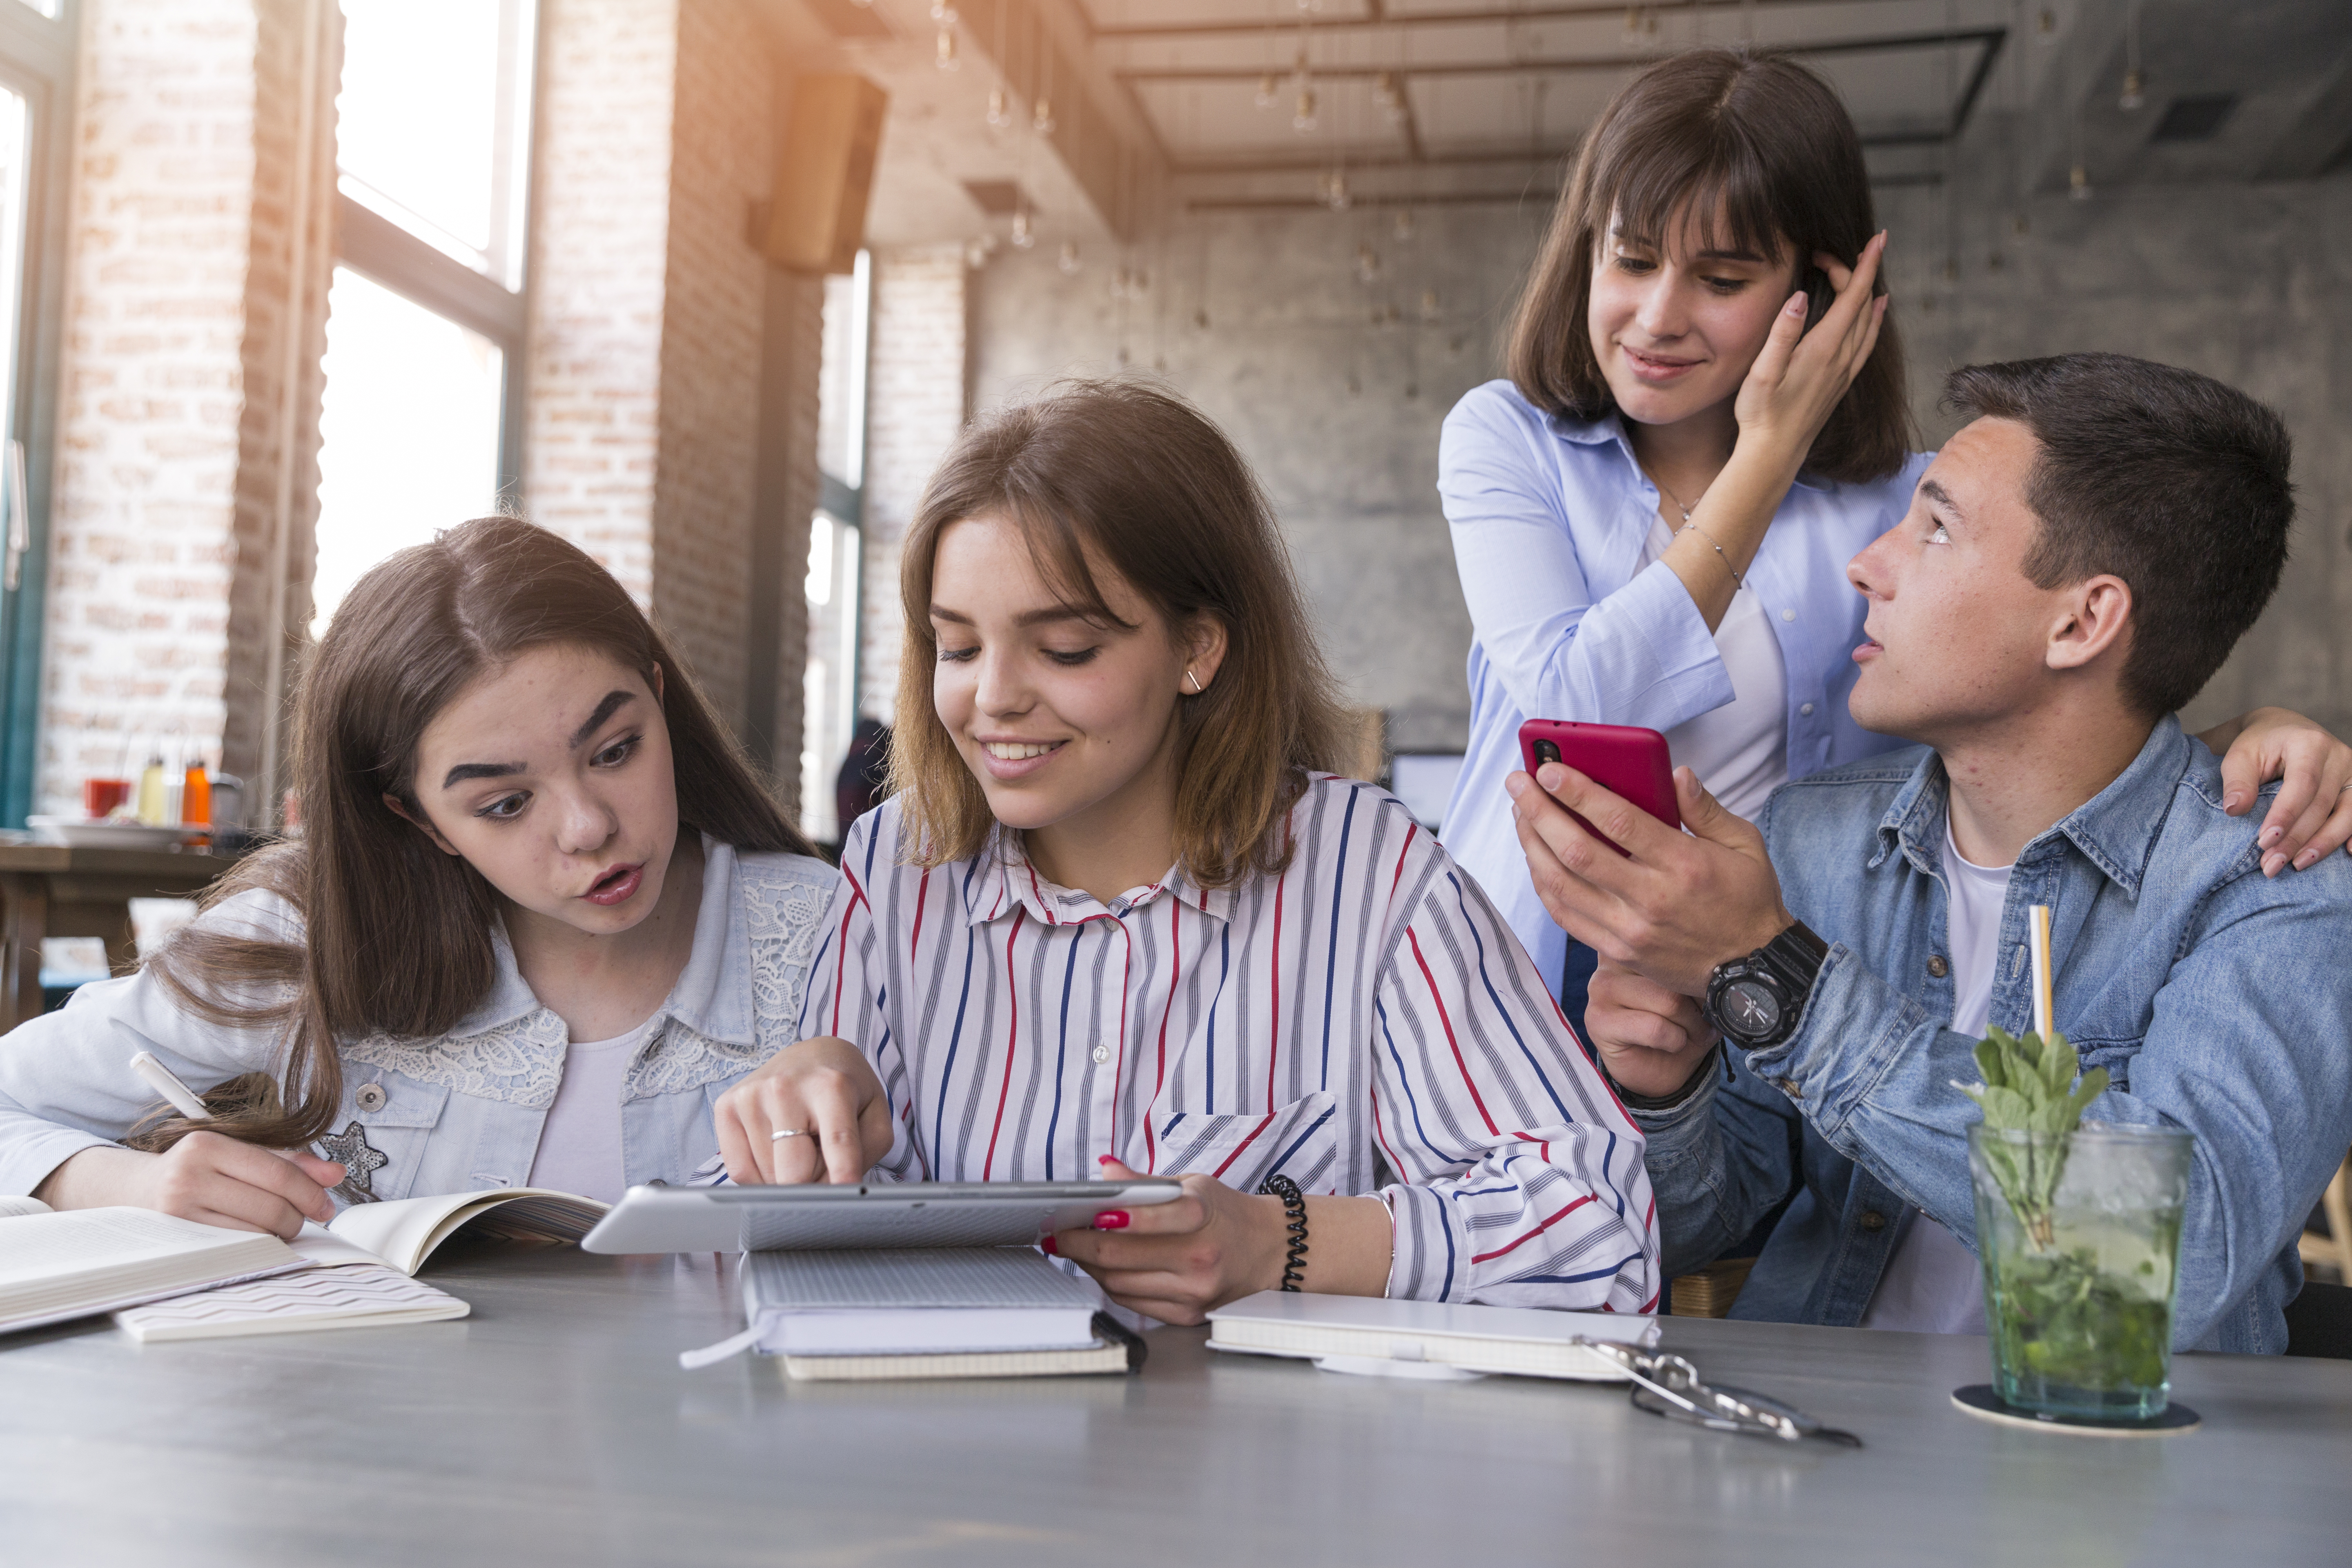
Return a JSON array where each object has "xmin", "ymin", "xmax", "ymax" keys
[{"xmin": 800, "ymin": 774, "xmax": 1659, "ymax": 1312}]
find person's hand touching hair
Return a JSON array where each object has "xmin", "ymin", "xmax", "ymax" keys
[
  {"xmin": 713, "ymin": 1038, "xmax": 895, "ymax": 1184},
  {"xmin": 1734, "ymin": 232, "xmax": 1889, "ymax": 462}
]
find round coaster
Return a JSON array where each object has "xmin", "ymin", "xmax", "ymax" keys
[{"xmin": 1951, "ymin": 1384, "xmax": 2200, "ymax": 1437}]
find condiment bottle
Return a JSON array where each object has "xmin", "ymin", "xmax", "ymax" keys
[
  {"xmin": 134, "ymin": 755, "xmax": 168, "ymax": 825},
  {"xmin": 182, "ymin": 762, "xmax": 210, "ymax": 843}
]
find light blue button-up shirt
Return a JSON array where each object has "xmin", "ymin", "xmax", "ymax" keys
[
  {"xmin": 1637, "ymin": 720, "xmax": 2352, "ymax": 1354},
  {"xmin": 1437, "ymin": 379, "xmax": 1931, "ymax": 993},
  {"xmin": 0, "ymin": 838, "xmax": 837, "ymax": 1202}
]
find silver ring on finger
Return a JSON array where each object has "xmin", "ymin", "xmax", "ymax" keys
[{"xmin": 769, "ymin": 1127, "xmax": 815, "ymax": 1142}]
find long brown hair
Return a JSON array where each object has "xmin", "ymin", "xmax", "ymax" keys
[
  {"xmin": 891, "ymin": 379, "xmax": 1346, "ymax": 888},
  {"xmin": 145, "ymin": 516, "xmax": 815, "ymax": 1149},
  {"xmin": 1506, "ymin": 47, "xmax": 1912, "ymax": 483}
]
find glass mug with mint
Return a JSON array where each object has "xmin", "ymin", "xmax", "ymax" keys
[{"xmin": 1964, "ymin": 1026, "xmax": 2193, "ymax": 1421}]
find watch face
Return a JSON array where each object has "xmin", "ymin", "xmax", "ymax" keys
[{"xmin": 1720, "ymin": 978, "xmax": 1782, "ymax": 1040}]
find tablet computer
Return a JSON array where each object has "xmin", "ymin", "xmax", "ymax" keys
[{"xmin": 580, "ymin": 1178, "xmax": 1185, "ymax": 1255}]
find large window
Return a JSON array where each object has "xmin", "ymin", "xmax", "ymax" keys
[
  {"xmin": 802, "ymin": 256, "xmax": 870, "ymax": 847},
  {"xmin": 312, "ymin": 0, "xmax": 535, "ymax": 632},
  {"xmin": 0, "ymin": 0, "xmax": 73, "ymax": 824}
]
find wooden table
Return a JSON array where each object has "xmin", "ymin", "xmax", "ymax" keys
[
  {"xmin": 2, "ymin": 1244, "xmax": 2345, "ymax": 1567},
  {"xmin": 0, "ymin": 842, "xmax": 242, "ymax": 1029}
]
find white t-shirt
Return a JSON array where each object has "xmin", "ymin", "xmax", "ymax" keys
[
  {"xmin": 1860, "ymin": 815, "xmax": 2005, "ymax": 1333},
  {"xmin": 524, "ymin": 1018, "xmax": 653, "ymax": 1204},
  {"xmin": 1642, "ymin": 514, "xmax": 1790, "ymax": 822}
]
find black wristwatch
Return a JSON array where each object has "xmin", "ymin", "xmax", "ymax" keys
[{"xmin": 1702, "ymin": 921, "xmax": 1830, "ymax": 1050}]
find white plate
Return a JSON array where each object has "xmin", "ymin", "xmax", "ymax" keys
[{"xmin": 24, "ymin": 816, "xmax": 202, "ymax": 849}]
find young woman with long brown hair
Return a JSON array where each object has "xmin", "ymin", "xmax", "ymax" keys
[
  {"xmin": 712, "ymin": 380, "xmax": 1659, "ymax": 1324},
  {"xmin": 0, "ymin": 518, "xmax": 835, "ymax": 1231},
  {"xmin": 1440, "ymin": 46, "xmax": 2352, "ymax": 1045}
]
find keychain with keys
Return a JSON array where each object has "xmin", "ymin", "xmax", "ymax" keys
[{"xmin": 1573, "ymin": 1339, "xmax": 1864, "ymax": 1446}]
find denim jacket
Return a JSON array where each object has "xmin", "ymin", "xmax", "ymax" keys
[
  {"xmin": 0, "ymin": 838, "xmax": 837, "ymax": 1203},
  {"xmin": 1636, "ymin": 719, "xmax": 2352, "ymax": 1354}
]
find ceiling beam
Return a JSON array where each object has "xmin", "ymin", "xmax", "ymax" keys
[
  {"xmin": 1094, "ymin": 0, "xmax": 1900, "ymax": 43},
  {"xmin": 1117, "ymin": 26, "xmax": 2002, "ymax": 82}
]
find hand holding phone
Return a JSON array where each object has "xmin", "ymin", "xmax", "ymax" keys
[{"xmin": 1517, "ymin": 719, "xmax": 1680, "ymax": 858}]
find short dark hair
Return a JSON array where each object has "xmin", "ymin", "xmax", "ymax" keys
[
  {"xmin": 1506, "ymin": 47, "xmax": 1912, "ymax": 485},
  {"xmin": 1943, "ymin": 353, "xmax": 2294, "ymax": 718}
]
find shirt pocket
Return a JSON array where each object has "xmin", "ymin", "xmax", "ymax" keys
[
  {"xmin": 329, "ymin": 1072, "xmax": 450, "ymax": 1203},
  {"xmin": 2067, "ymin": 1034, "xmax": 2141, "ymax": 1096},
  {"xmin": 1152, "ymin": 1091, "xmax": 1341, "ymax": 1193}
]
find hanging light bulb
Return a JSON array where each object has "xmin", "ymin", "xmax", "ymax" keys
[
  {"xmin": 1032, "ymin": 96, "xmax": 1055, "ymax": 136},
  {"xmin": 1112, "ymin": 266, "xmax": 1132, "ymax": 299},
  {"xmin": 935, "ymin": 25, "xmax": 958, "ymax": 70},
  {"xmin": 1355, "ymin": 241, "xmax": 1379, "ymax": 282},
  {"xmin": 1010, "ymin": 209, "xmax": 1035, "ymax": 248},
  {"xmin": 1294, "ymin": 86, "xmax": 1317, "ymax": 133},
  {"xmin": 987, "ymin": 85, "xmax": 1014, "ymax": 129},
  {"xmin": 1420, "ymin": 287, "xmax": 1440, "ymax": 321},
  {"xmin": 1058, "ymin": 241, "xmax": 1082, "ymax": 275},
  {"xmin": 2069, "ymin": 163, "xmax": 2092, "ymax": 200},
  {"xmin": 1622, "ymin": 6, "xmax": 1642, "ymax": 45},
  {"xmin": 1327, "ymin": 170, "xmax": 1350, "ymax": 210},
  {"xmin": 1393, "ymin": 207, "xmax": 1415, "ymax": 243},
  {"xmin": 2119, "ymin": 68, "xmax": 2145, "ymax": 111},
  {"xmin": 2037, "ymin": 7, "xmax": 2056, "ymax": 41},
  {"xmin": 965, "ymin": 239, "xmax": 992, "ymax": 270},
  {"xmin": 1374, "ymin": 71, "xmax": 1405, "ymax": 124},
  {"xmin": 1256, "ymin": 71, "xmax": 1278, "ymax": 109}
]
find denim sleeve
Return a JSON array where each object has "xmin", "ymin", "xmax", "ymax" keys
[
  {"xmin": 1756, "ymin": 895, "xmax": 2352, "ymax": 1350},
  {"xmin": 1632, "ymin": 1050, "xmax": 1806, "ymax": 1278},
  {"xmin": 1439, "ymin": 388, "xmax": 1734, "ymax": 731}
]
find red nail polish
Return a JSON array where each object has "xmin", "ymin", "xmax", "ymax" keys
[
  {"xmin": 1039, "ymin": 1234, "xmax": 1059, "ymax": 1256},
  {"xmin": 1097, "ymin": 1154, "xmax": 1117, "ymax": 1166},
  {"xmin": 1094, "ymin": 1210, "xmax": 1130, "ymax": 1230}
]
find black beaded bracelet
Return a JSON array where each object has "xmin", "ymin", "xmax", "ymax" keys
[{"xmin": 1258, "ymin": 1173, "xmax": 1309, "ymax": 1292}]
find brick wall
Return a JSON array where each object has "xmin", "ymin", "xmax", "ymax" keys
[
  {"xmin": 527, "ymin": 0, "xmax": 817, "ymax": 807},
  {"xmin": 522, "ymin": 0, "xmax": 674, "ymax": 606},
  {"xmin": 858, "ymin": 242, "xmax": 967, "ymax": 723},
  {"xmin": 42, "ymin": 0, "xmax": 334, "ymax": 817},
  {"xmin": 650, "ymin": 0, "xmax": 771, "ymax": 756}
]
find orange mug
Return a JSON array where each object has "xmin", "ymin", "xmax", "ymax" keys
[{"xmin": 83, "ymin": 778, "xmax": 131, "ymax": 819}]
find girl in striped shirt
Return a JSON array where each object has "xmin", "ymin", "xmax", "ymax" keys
[{"xmin": 715, "ymin": 381, "xmax": 1658, "ymax": 1321}]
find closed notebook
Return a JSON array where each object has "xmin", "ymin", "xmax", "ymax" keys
[
  {"xmin": 0, "ymin": 1204, "xmax": 303, "ymax": 1335},
  {"xmin": 1206, "ymin": 1290, "xmax": 1660, "ymax": 1380},
  {"xmin": 687, "ymin": 1247, "xmax": 1141, "ymax": 1381}
]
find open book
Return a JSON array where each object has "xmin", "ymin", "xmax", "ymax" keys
[{"xmin": 0, "ymin": 1185, "xmax": 608, "ymax": 1342}]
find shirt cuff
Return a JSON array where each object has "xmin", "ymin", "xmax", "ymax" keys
[
  {"xmin": 0, "ymin": 1127, "xmax": 114, "ymax": 1199},
  {"xmin": 1379, "ymin": 1180, "xmax": 1464, "ymax": 1303},
  {"xmin": 1740, "ymin": 941, "xmax": 1927, "ymax": 1144}
]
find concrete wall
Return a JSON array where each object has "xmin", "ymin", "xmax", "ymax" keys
[
  {"xmin": 967, "ymin": 203, "xmax": 1549, "ymax": 753},
  {"xmin": 967, "ymin": 163, "xmax": 2352, "ymax": 753}
]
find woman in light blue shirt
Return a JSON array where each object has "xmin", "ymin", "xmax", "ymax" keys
[{"xmin": 1441, "ymin": 48, "xmax": 2352, "ymax": 1021}]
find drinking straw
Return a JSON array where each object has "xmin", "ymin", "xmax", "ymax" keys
[{"xmin": 2027, "ymin": 904, "xmax": 2055, "ymax": 1038}]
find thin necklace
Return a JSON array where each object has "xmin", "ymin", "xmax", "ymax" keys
[{"xmin": 1652, "ymin": 472, "xmax": 1699, "ymax": 524}]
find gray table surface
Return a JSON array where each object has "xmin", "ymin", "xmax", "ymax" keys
[{"xmin": 3, "ymin": 1241, "xmax": 2346, "ymax": 1567}]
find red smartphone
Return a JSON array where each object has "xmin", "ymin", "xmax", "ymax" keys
[{"xmin": 1516, "ymin": 719, "xmax": 1681, "ymax": 857}]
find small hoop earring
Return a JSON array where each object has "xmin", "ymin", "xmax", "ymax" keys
[{"xmin": 1184, "ymin": 669, "xmax": 1204, "ymax": 695}]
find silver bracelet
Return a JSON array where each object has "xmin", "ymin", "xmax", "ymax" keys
[{"xmin": 1677, "ymin": 521, "xmax": 1744, "ymax": 588}]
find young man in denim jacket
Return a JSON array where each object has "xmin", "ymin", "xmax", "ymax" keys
[{"xmin": 1505, "ymin": 353, "xmax": 2352, "ymax": 1353}]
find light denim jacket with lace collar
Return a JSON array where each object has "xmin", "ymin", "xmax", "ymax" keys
[{"xmin": 0, "ymin": 837, "xmax": 837, "ymax": 1201}]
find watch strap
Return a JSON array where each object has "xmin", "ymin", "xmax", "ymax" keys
[{"xmin": 1759, "ymin": 920, "xmax": 1829, "ymax": 998}]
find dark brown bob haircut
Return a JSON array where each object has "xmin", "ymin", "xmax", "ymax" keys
[
  {"xmin": 145, "ymin": 516, "xmax": 815, "ymax": 1150},
  {"xmin": 893, "ymin": 379, "xmax": 1346, "ymax": 888},
  {"xmin": 1944, "ymin": 353, "xmax": 2294, "ymax": 719},
  {"xmin": 1507, "ymin": 46, "xmax": 1912, "ymax": 484}
]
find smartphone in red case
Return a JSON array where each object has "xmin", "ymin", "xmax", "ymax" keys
[{"xmin": 1516, "ymin": 719, "xmax": 1681, "ymax": 857}]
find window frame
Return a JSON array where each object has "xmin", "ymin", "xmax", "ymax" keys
[
  {"xmin": 0, "ymin": 0, "xmax": 75, "ymax": 826},
  {"xmin": 329, "ymin": 0, "xmax": 537, "ymax": 505}
]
